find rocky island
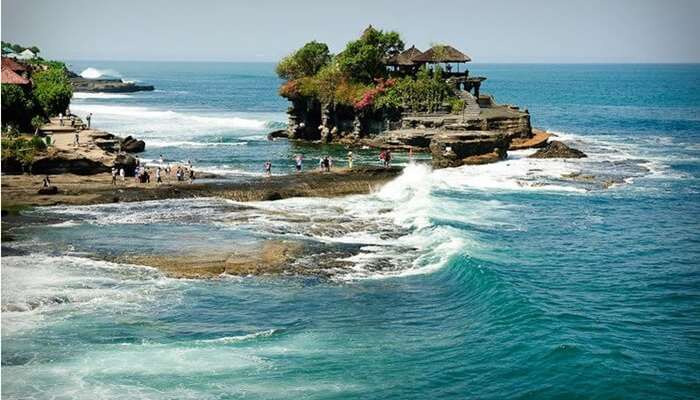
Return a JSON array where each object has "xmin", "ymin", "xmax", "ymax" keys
[
  {"xmin": 68, "ymin": 72, "xmax": 155, "ymax": 93},
  {"xmin": 274, "ymin": 25, "xmax": 563, "ymax": 166}
]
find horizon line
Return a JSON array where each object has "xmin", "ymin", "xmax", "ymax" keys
[{"xmin": 60, "ymin": 59, "xmax": 700, "ymax": 65}]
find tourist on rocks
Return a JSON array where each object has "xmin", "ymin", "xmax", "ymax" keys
[
  {"xmin": 74, "ymin": 131, "xmax": 80, "ymax": 147},
  {"xmin": 119, "ymin": 167, "xmax": 125, "ymax": 182},
  {"xmin": 156, "ymin": 167, "xmax": 162, "ymax": 184},
  {"xmin": 385, "ymin": 150, "xmax": 392, "ymax": 167},
  {"xmin": 176, "ymin": 167, "xmax": 183, "ymax": 182},
  {"xmin": 318, "ymin": 157, "xmax": 324, "ymax": 171},
  {"xmin": 322, "ymin": 156, "xmax": 331, "ymax": 172},
  {"xmin": 295, "ymin": 154, "xmax": 303, "ymax": 172},
  {"xmin": 86, "ymin": 113, "xmax": 92, "ymax": 129},
  {"xmin": 189, "ymin": 168, "xmax": 195, "ymax": 183},
  {"xmin": 42, "ymin": 175, "xmax": 51, "ymax": 187},
  {"xmin": 347, "ymin": 151, "xmax": 353, "ymax": 169},
  {"xmin": 264, "ymin": 161, "xmax": 272, "ymax": 176},
  {"xmin": 379, "ymin": 150, "xmax": 386, "ymax": 165},
  {"xmin": 111, "ymin": 167, "xmax": 118, "ymax": 185},
  {"xmin": 59, "ymin": 113, "xmax": 64, "ymax": 126}
]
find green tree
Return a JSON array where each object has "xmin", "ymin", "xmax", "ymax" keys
[
  {"xmin": 32, "ymin": 67, "xmax": 73, "ymax": 116},
  {"xmin": 1, "ymin": 84, "xmax": 36, "ymax": 130},
  {"xmin": 337, "ymin": 27, "xmax": 404, "ymax": 83},
  {"xmin": 276, "ymin": 41, "xmax": 331, "ymax": 80}
]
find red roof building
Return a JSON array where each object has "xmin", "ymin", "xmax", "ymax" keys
[
  {"xmin": 2, "ymin": 57, "xmax": 28, "ymax": 72},
  {"xmin": 1, "ymin": 68, "xmax": 30, "ymax": 85}
]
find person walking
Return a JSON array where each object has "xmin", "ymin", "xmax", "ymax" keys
[
  {"xmin": 74, "ymin": 131, "xmax": 80, "ymax": 147},
  {"xmin": 385, "ymin": 150, "xmax": 392, "ymax": 167},
  {"xmin": 86, "ymin": 113, "xmax": 92, "ymax": 129},
  {"xmin": 295, "ymin": 154, "xmax": 303, "ymax": 172},
  {"xmin": 156, "ymin": 167, "xmax": 162, "ymax": 184},
  {"xmin": 111, "ymin": 167, "xmax": 118, "ymax": 185},
  {"xmin": 59, "ymin": 113, "xmax": 64, "ymax": 126},
  {"xmin": 264, "ymin": 161, "xmax": 272, "ymax": 176},
  {"xmin": 347, "ymin": 151, "xmax": 353, "ymax": 169},
  {"xmin": 119, "ymin": 167, "xmax": 125, "ymax": 183}
]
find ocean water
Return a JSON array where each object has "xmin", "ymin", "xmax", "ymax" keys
[{"xmin": 2, "ymin": 62, "xmax": 700, "ymax": 399}]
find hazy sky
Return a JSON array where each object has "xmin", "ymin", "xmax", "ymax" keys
[{"xmin": 2, "ymin": 0, "xmax": 699, "ymax": 63}]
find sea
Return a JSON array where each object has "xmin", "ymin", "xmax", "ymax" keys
[{"xmin": 2, "ymin": 62, "xmax": 699, "ymax": 399}]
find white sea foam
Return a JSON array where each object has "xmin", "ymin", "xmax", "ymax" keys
[
  {"xmin": 79, "ymin": 67, "xmax": 122, "ymax": 79},
  {"xmin": 1, "ymin": 255, "xmax": 174, "ymax": 336},
  {"xmin": 72, "ymin": 92, "xmax": 132, "ymax": 99}
]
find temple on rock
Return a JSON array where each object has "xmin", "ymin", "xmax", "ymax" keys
[{"xmin": 278, "ymin": 26, "xmax": 541, "ymax": 167}]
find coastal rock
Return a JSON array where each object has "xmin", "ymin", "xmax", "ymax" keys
[
  {"xmin": 30, "ymin": 152, "xmax": 111, "ymax": 175},
  {"xmin": 37, "ymin": 186, "xmax": 59, "ymax": 195},
  {"xmin": 367, "ymin": 129, "xmax": 435, "ymax": 150},
  {"xmin": 114, "ymin": 153, "xmax": 138, "ymax": 176},
  {"xmin": 429, "ymin": 131, "xmax": 510, "ymax": 168},
  {"xmin": 120, "ymin": 136, "xmax": 146, "ymax": 153},
  {"xmin": 70, "ymin": 77, "xmax": 154, "ymax": 93},
  {"xmin": 267, "ymin": 129, "xmax": 289, "ymax": 140},
  {"xmin": 529, "ymin": 141, "xmax": 587, "ymax": 159}
]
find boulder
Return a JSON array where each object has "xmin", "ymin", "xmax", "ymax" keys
[
  {"xmin": 114, "ymin": 153, "xmax": 138, "ymax": 176},
  {"xmin": 529, "ymin": 141, "xmax": 587, "ymax": 159},
  {"xmin": 430, "ymin": 131, "xmax": 510, "ymax": 168},
  {"xmin": 37, "ymin": 186, "xmax": 59, "ymax": 195},
  {"xmin": 120, "ymin": 136, "xmax": 146, "ymax": 153},
  {"xmin": 94, "ymin": 139, "xmax": 120, "ymax": 152}
]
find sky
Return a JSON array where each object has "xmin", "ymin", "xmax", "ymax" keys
[{"xmin": 2, "ymin": 0, "xmax": 700, "ymax": 63}]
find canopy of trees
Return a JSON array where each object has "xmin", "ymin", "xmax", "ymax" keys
[
  {"xmin": 276, "ymin": 27, "xmax": 456, "ymax": 113},
  {"xmin": 276, "ymin": 41, "xmax": 331, "ymax": 81}
]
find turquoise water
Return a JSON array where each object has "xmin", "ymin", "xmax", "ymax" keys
[{"xmin": 2, "ymin": 63, "xmax": 699, "ymax": 399}]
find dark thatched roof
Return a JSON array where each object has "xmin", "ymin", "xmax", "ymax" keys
[
  {"xmin": 386, "ymin": 45, "xmax": 424, "ymax": 66},
  {"xmin": 413, "ymin": 45, "xmax": 471, "ymax": 63}
]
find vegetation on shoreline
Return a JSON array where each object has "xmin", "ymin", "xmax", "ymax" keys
[
  {"xmin": 276, "ymin": 27, "xmax": 457, "ymax": 114},
  {"xmin": 1, "ymin": 43, "xmax": 73, "ymax": 132},
  {"xmin": 2, "ymin": 43, "xmax": 72, "ymax": 169}
]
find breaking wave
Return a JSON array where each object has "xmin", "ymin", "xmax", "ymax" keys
[{"xmin": 79, "ymin": 67, "xmax": 122, "ymax": 80}]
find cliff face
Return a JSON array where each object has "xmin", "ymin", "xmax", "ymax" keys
[{"xmin": 282, "ymin": 91, "xmax": 533, "ymax": 169}]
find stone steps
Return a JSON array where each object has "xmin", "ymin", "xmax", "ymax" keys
[{"xmin": 457, "ymin": 91, "xmax": 481, "ymax": 120}]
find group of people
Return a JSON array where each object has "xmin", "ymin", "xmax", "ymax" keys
[
  {"xmin": 263, "ymin": 149, "xmax": 393, "ymax": 175},
  {"xmin": 110, "ymin": 155, "xmax": 195, "ymax": 186},
  {"xmin": 58, "ymin": 111, "xmax": 92, "ymax": 129}
]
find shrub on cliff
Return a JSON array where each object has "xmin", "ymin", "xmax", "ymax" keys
[
  {"xmin": 373, "ymin": 67, "xmax": 453, "ymax": 113},
  {"xmin": 276, "ymin": 41, "xmax": 332, "ymax": 80},
  {"xmin": 1, "ymin": 135, "xmax": 48, "ymax": 171},
  {"xmin": 32, "ymin": 67, "xmax": 73, "ymax": 117}
]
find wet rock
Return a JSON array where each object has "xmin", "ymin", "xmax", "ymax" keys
[
  {"xmin": 430, "ymin": 131, "xmax": 510, "ymax": 168},
  {"xmin": 529, "ymin": 141, "xmax": 587, "ymax": 159},
  {"xmin": 37, "ymin": 186, "xmax": 58, "ymax": 195}
]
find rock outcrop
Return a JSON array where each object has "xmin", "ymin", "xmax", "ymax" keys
[
  {"xmin": 529, "ymin": 141, "xmax": 587, "ymax": 159},
  {"xmin": 70, "ymin": 77, "xmax": 154, "ymax": 93},
  {"xmin": 430, "ymin": 131, "xmax": 510, "ymax": 168},
  {"xmin": 120, "ymin": 136, "xmax": 146, "ymax": 153},
  {"xmin": 114, "ymin": 153, "xmax": 138, "ymax": 176},
  {"xmin": 30, "ymin": 151, "xmax": 112, "ymax": 175}
]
